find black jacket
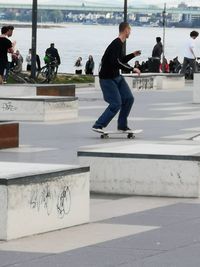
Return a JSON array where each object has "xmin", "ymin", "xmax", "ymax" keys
[{"xmin": 99, "ymin": 38, "xmax": 135, "ymax": 79}]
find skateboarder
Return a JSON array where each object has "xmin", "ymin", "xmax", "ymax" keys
[{"xmin": 92, "ymin": 22, "xmax": 141, "ymax": 133}]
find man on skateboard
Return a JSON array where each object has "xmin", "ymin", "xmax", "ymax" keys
[{"xmin": 92, "ymin": 22, "xmax": 141, "ymax": 133}]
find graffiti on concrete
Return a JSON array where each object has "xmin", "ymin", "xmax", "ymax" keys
[
  {"xmin": 57, "ymin": 186, "xmax": 71, "ymax": 218},
  {"xmin": 1, "ymin": 101, "xmax": 17, "ymax": 112},
  {"xmin": 30, "ymin": 183, "xmax": 71, "ymax": 218},
  {"xmin": 133, "ymin": 78, "xmax": 154, "ymax": 90}
]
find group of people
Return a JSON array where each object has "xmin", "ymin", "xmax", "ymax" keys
[
  {"xmin": 26, "ymin": 43, "xmax": 61, "ymax": 72},
  {"xmin": 0, "ymin": 23, "xmax": 62, "ymax": 83},
  {"xmin": 74, "ymin": 55, "xmax": 95, "ymax": 75},
  {"xmin": 130, "ymin": 30, "xmax": 199, "ymax": 78},
  {"xmin": 149, "ymin": 30, "xmax": 199, "ymax": 76}
]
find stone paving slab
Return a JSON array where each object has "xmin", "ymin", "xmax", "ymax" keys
[
  {"xmin": 0, "ymin": 251, "xmax": 48, "ymax": 267},
  {"xmin": 101, "ymin": 203, "xmax": 200, "ymax": 227}
]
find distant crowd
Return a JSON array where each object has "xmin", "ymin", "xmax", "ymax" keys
[
  {"xmin": 0, "ymin": 24, "xmax": 199, "ymax": 84},
  {"xmin": 73, "ymin": 30, "xmax": 199, "ymax": 80}
]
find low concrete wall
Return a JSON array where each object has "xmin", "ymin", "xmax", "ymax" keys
[
  {"xmin": 0, "ymin": 121, "xmax": 19, "ymax": 149},
  {"xmin": 78, "ymin": 142, "xmax": 200, "ymax": 198},
  {"xmin": 95, "ymin": 74, "xmax": 185, "ymax": 91},
  {"xmin": 0, "ymin": 84, "xmax": 76, "ymax": 97},
  {"xmin": 0, "ymin": 162, "xmax": 90, "ymax": 240},
  {"xmin": 0, "ymin": 96, "xmax": 78, "ymax": 121},
  {"xmin": 123, "ymin": 73, "xmax": 185, "ymax": 90}
]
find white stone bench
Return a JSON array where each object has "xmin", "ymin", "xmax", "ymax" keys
[
  {"xmin": 0, "ymin": 162, "xmax": 89, "ymax": 240},
  {"xmin": 95, "ymin": 74, "xmax": 184, "ymax": 91},
  {"xmin": 78, "ymin": 142, "xmax": 200, "ymax": 198},
  {"xmin": 0, "ymin": 84, "xmax": 76, "ymax": 97},
  {"xmin": 0, "ymin": 96, "xmax": 78, "ymax": 121}
]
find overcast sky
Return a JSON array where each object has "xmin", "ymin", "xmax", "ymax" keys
[{"xmin": 0, "ymin": 0, "xmax": 200, "ymax": 7}]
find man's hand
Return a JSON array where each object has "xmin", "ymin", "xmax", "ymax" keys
[
  {"xmin": 133, "ymin": 67, "xmax": 141, "ymax": 75},
  {"xmin": 133, "ymin": 50, "xmax": 141, "ymax": 57}
]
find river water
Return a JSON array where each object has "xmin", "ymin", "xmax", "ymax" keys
[{"xmin": 11, "ymin": 23, "xmax": 200, "ymax": 73}]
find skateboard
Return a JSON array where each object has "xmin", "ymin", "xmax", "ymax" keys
[{"xmin": 93, "ymin": 129, "xmax": 143, "ymax": 139}]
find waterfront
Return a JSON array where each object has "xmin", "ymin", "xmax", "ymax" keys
[{"xmin": 11, "ymin": 23, "xmax": 200, "ymax": 73}]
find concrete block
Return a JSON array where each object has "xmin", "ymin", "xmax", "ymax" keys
[
  {"xmin": 193, "ymin": 73, "xmax": 200, "ymax": 103},
  {"xmin": 0, "ymin": 121, "xmax": 19, "ymax": 149},
  {"xmin": 160, "ymin": 75, "xmax": 185, "ymax": 90},
  {"xmin": 78, "ymin": 142, "xmax": 200, "ymax": 198},
  {"xmin": 0, "ymin": 96, "xmax": 78, "ymax": 121},
  {"xmin": 123, "ymin": 73, "xmax": 185, "ymax": 90},
  {"xmin": 0, "ymin": 162, "xmax": 89, "ymax": 240},
  {"xmin": 0, "ymin": 84, "xmax": 76, "ymax": 97}
]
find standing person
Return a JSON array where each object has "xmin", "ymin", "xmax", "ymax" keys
[
  {"xmin": 26, "ymin": 49, "xmax": 41, "ymax": 71},
  {"xmin": 45, "ymin": 43, "xmax": 61, "ymax": 65},
  {"xmin": 92, "ymin": 22, "xmax": 141, "ymax": 133},
  {"xmin": 149, "ymin": 37, "xmax": 163, "ymax": 73},
  {"xmin": 134, "ymin": 60, "xmax": 141, "ymax": 71},
  {"xmin": 180, "ymin": 30, "xmax": 199, "ymax": 78},
  {"xmin": 36, "ymin": 54, "xmax": 41, "ymax": 71},
  {"xmin": 74, "ymin": 57, "xmax": 83, "ymax": 74},
  {"xmin": 26, "ymin": 49, "xmax": 32, "ymax": 71},
  {"xmin": 0, "ymin": 25, "xmax": 14, "ymax": 84},
  {"xmin": 85, "ymin": 55, "xmax": 94, "ymax": 75},
  {"xmin": 3, "ymin": 25, "xmax": 14, "ymax": 83}
]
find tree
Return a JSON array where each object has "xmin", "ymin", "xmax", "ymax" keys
[{"xmin": 48, "ymin": 10, "xmax": 64, "ymax": 23}]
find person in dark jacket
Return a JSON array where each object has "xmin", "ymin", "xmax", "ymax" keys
[
  {"xmin": 0, "ymin": 25, "xmax": 14, "ymax": 84},
  {"xmin": 85, "ymin": 55, "xmax": 94, "ymax": 75},
  {"xmin": 45, "ymin": 43, "xmax": 61, "ymax": 65},
  {"xmin": 149, "ymin": 37, "xmax": 163, "ymax": 73},
  {"xmin": 92, "ymin": 22, "xmax": 141, "ymax": 133}
]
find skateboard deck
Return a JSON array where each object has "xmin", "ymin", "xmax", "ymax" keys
[{"xmin": 93, "ymin": 129, "xmax": 143, "ymax": 139}]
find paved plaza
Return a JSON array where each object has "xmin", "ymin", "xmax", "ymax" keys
[{"xmin": 0, "ymin": 81, "xmax": 200, "ymax": 266}]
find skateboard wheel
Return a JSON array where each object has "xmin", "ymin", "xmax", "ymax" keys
[
  {"xmin": 127, "ymin": 133, "xmax": 135, "ymax": 139},
  {"xmin": 101, "ymin": 134, "xmax": 109, "ymax": 139}
]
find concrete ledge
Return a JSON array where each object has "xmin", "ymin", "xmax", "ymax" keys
[
  {"xmin": 78, "ymin": 142, "xmax": 200, "ymax": 198},
  {"xmin": 0, "ymin": 121, "xmax": 19, "ymax": 149},
  {"xmin": 95, "ymin": 74, "xmax": 184, "ymax": 91},
  {"xmin": 0, "ymin": 96, "xmax": 78, "ymax": 121},
  {"xmin": 0, "ymin": 84, "xmax": 75, "ymax": 97},
  {"xmin": 0, "ymin": 162, "xmax": 90, "ymax": 240},
  {"xmin": 123, "ymin": 73, "xmax": 185, "ymax": 90}
]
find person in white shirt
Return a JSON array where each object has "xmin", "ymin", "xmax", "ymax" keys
[
  {"xmin": 74, "ymin": 57, "xmax": 83, "ymax": 74},
  {"xmin": 181, "ymin": 30, "xmax": 199, "ymax": 77}
]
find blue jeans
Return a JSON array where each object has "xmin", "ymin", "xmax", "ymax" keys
[{"xmin": 94, "ymin": 75, "xmax": 134, "ymax": 129}]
